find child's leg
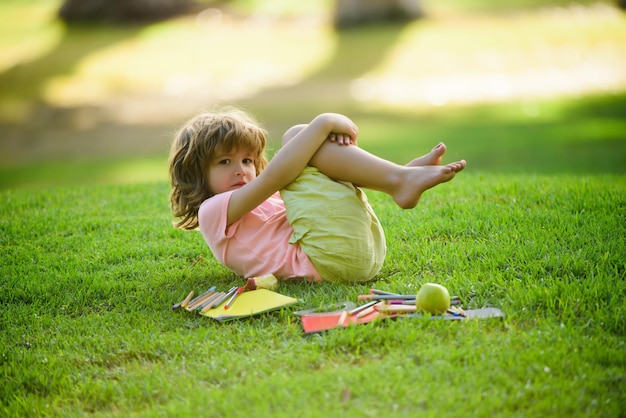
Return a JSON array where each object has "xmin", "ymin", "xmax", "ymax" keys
[
  {"xmin": 282, "ymin": 125, "xmax": 466, "ymax": 209},
  {"xmin": 281, "ymin": 166, "xmax": 386, "ymax": 283}
]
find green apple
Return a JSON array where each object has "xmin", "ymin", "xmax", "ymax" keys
[{"xmin": 415, "ymin": 283, "xmax": 450, "ymax": 315}]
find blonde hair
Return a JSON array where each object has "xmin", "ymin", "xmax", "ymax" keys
[{"xmin": 168, "ymin": 108, "xmax": 269, "ymax": 230}]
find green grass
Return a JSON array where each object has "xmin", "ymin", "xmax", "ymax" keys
[{"xmin": 1, "ymin": 172, "xmax": 624, "ymax": 416}]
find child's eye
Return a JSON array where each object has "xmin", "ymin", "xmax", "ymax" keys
[
  {"xmin": 219, "ymin": 159, "xmax": 230, "ymax": 165},
  {"xmin": 243, "ymin": 158, "xmax": 254, "ymax": 165}
]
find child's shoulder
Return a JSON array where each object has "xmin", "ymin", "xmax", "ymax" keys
[{"xmin": 200, "ymin": 191, "xmax": 233, "ymax": 212}]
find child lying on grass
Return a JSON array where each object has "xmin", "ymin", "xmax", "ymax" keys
[{"xmin": 169, "ymin": 108, "xmax": 465, "ymax": 284}]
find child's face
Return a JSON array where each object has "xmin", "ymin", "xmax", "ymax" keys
[{"xmin": 207, "ymin": 147, "xmax": 258, "ymax": 195}]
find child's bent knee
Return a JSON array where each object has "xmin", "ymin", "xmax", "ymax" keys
[{"xmin": 282, "ymin": 124, "xmax": 308, "ymax": 146}]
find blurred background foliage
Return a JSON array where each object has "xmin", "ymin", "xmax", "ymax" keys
[{"xmin": 0, "ymin": 0, "xmax": 624, "ymax": 188}]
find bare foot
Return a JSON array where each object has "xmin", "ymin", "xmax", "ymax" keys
[
  {"xmin": 406, "ymin": 142, "xmax": 446, "ymax": 167},
  {"xmin": 393, "ymin": 160, "xmax": 466, "ymax": 209}
]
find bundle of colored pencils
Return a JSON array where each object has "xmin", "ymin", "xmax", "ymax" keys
[
  {"xmin": 351, "ymin": 288, "xmax": 465, "ymax": 317},
  {"xmin": 172, "ymin": 285, "xmax": 242, "ymax": 313},
  {"xmin": 172, "ymin": 274, "xmax": 278, "ymax": 314}
]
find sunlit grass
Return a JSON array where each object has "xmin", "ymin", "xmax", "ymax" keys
[
  {"xmin": 1, "ymin": 173, "xmax": 624, "ymax": 416},
  {"xmin": 352, "ymin": 3, "xmax": 626, "ymax": 107},
  {"xmin": 225, "ymin": 0, "xmax": 332, "ymax": 17},
  {"xmin": 0, "ymin": 0, "xmax": 64, "ymax": 73},
  {"xmin": 43, "ymin": 12, "xmax": 335, "ymax": 107}
]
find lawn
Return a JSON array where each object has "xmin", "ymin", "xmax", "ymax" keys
[
  {"xmin": 1, "ymin": 169, "xmax": 624, "ymax": 416},
  {"xmin": 1, "ymin": 0, "xmax": 625, "ymax": 417}
]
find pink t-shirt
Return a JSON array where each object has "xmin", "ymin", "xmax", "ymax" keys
[{"xmin": 198, "ymin": 191, "xmax": 322, "ymax": 281}]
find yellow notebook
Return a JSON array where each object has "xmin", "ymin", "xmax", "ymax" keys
[{"xmin": 201, "ymin": 289, "xmax": 298, "ymax": 322}]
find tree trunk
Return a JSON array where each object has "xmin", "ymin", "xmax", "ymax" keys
[
  {"xmin": 333, "ymin": 0, "xmax": 424, "ymax": 29},
  {"xmin": 58, "ymin": 0, "xmax": 199, "ymax": 23}
]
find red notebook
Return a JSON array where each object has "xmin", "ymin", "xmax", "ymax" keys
[{"xmin": 298, "ymin": 307, "xmax": 504, "ymax": 333}]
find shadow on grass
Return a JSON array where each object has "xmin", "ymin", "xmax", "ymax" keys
[
  {"xmin": 0, "ymin": 20, "xmax": 175, "ymax": 168},
  {"xmin": 2, "ymin": 91, "xmax": 623, "ymax": 190},
  {"xmin": 356, "ymin": 93, "xmax": 626, "ymax": 175},
  {"xmin": 242, "ymin": 22, "xmax": 411, "ymax": 124},
  {"xmin": 0, "ymin": 22, "xmax": 141, "ymax": 104}
]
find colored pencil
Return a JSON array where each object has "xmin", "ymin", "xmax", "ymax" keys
[
  {"xmin": 172, "ymin": 290, "xmax": 195, "ymax": 310},
  {"xmin": 388, "ymin": 299, "xmax": 417, "ymax": 305},
  {"xmin": 358, "ymin": 294, "xmax": 415, "ymax": 301},
  {"xmin": 376, "ymin": 305, "xmax": 417, "ymax": 314},
  {"xmin": 211, "ymin": 286, "xmax": 237, "ymax": 309},
  {"xmin": 348, "ymin": 300, "xmax": 377, "ymax": 315},
  {"xmin": 369, "ymin": 289, "xmax": 402, "ymax": 296},
  {"xmin": 186, "ymin": 286, "xmax": 217, "ymax": 308},
  {"xmin": 224, "ymin": 288, "xmax": 242, "ymax": 310},
  {"xmin": 447, "ymin": 306, "xmax": 466, "ymax": 317},
  {"xmin": 201, "ymin": 292, "xmax": 225, "ymax": 313},
  {"xmin": 337, "ymin": 311, "xmax": 348, "ymax": 326},
  {"xmin": 355, "ymin": 302, "xmax": 384, "ymax": 318},
  {"xmin": 187, "ymin": 290, "xmax": 218, "ymax": 310}
]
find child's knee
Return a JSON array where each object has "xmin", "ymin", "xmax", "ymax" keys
[{"xmin": 282, "ymin": 124, "xmax": 308, "ymax": 146}]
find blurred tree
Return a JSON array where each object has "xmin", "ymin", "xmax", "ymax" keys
[
  {"xmin": 333, "ymin": 0, "xmax": 423, "ymax": 28},
  {"xmin": 58, "ymin": 0, "xmax": 200, "ymax": 23}
]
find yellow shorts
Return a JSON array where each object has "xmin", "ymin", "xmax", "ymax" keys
[{"xmin": 281, "ymin": 166, "xmax": 386, "ymax": 283}]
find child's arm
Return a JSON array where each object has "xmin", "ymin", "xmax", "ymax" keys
[{"xmin": 227, "ymin": 113, "xmax": 357, "ymax": 226}]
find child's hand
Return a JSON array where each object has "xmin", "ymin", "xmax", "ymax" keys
[
  {"xmin": 322, "ymin": 113, "xmax": 359, "ymax": 146},
  {"xmin": 327, "ymin": 132, "xmax": 357, "ymax": 146}
]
